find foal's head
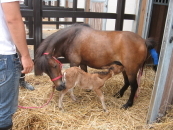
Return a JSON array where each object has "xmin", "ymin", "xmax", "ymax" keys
[
  {"xmin": 101, "ymin": 61, "xmax": 124, "ymax": 75},
  {"xmin": 34, "ymin": 53, "xmax": 65, "ymax": 91}
]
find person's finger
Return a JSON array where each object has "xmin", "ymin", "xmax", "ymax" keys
[{"xmin": 21, "ymin": 68, "xmax": 31, "ymax": 74}]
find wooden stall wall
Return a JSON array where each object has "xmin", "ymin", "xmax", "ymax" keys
[{"xmin": 89, "ymin": 1, "xmax": 105, "ymax": 30}]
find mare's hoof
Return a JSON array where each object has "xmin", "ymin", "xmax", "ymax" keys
[
  {"xmin": 114, "ymin": 92, "xmax": 122, "ymax": 98},
  {"xmin": 120, "ymin": 103, "xmax": 133, "ymax": 110}
]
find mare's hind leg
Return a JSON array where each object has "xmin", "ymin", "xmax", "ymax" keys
[
  {"xmin": 80, "ymin": 65, "xmax": 92, "ymax": 92},
  {"xmin": 114, "ymin": 71, "xmax": 130, "ymax": 98},
  {"xmin": 122, "ymin": 74, "xmax": 138, "ymax": 109},
  {"xmin": 80, "ymin": 64, "xmax": 88, "ymax": 72}
]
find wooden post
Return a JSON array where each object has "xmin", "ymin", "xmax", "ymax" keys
[
  {"xmin": 115, "ymin": 0, "xmax": 126, "ymax": 31},
  {"xmin": 84, "ymin": 0, "xmax": 90, "ymax": 24},
  {"xmin": 33, "ymin": 0, "xmax": 42, "ymax": 55},
  {"xmin": 137, "ymin": 0, "xmax": 147, "ymax": 36}
]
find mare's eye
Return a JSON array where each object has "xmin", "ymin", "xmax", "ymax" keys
[{"xmin": 53, "ymin": 65, "xmax": 57, "ymax": 68}]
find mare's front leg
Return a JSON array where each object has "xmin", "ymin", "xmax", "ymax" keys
[
  {"xmin": 122, "ymin": 74, "xmax": 138, "ymax": 109},
  {"xmin": 114, "ymin": 71, "xmax": 130, "ymax": 98}
]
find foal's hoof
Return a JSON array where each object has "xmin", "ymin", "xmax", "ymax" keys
[
  {"xmin": 85, "ymin": 89, "xmax": 92, "ymax": 92},
  {"xmin": 103, "ymin": 109, "xmax": 108, "ymax": 113},
  {"xmin": 59, "ymin": 107, "xmax": 64, "ymax": 111},
  {"xmin": 114, "ymin": 92, "xmax": 122, "ymax": 98}
]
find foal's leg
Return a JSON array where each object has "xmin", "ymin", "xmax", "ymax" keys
[
  {"xmin": 114, "ymin": 71, "xmax": 130, "ymax": 98},
  {"xmin": 94, "ymin": 88, "xmax": 107, "ymax": 112},
  {"xmin": 122, "ymin": 74, "xmax": 138, "ymax": 109},
  {"xmin": 58, "ymin": 89, "xmax": 69, "ymax": 110},
  {"xmin": 69, "ymin": 88, "xmax": 77, "ymax": 101}
]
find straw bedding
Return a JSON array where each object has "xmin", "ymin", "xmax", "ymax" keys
[{"xmin": 12, "ymin": 66, "xmax": 173, "ymax": 130}]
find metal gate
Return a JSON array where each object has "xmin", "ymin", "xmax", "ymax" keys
[{"xmin": 147, "ymin": 0, "xmax": 173, "ymax": 123}]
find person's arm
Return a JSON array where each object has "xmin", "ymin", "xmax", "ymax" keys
[{"xmin": 2, "ymin": 1, "xmax": 33, "ymax": 74}]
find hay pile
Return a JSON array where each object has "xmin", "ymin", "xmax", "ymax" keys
[{"xmin": 12, "ymin": 66, "xmax": 173, "ymax": 130}]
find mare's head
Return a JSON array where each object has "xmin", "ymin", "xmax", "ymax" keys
[{"xmin": 34, "ymin": 53, "xmax": 65, "ymax": 91}]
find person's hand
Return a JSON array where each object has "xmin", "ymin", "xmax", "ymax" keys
[{"xmin": 20, "ymin": 55, "xmax": 34, "ymax": 74}]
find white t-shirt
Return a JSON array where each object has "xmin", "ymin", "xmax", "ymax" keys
[{"xmin": 0, "ymin": 0, "xmax": 24, "ymax": 55}]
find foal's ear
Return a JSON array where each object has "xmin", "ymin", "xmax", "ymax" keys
[
  {"xmin": 101, "ymin": 66, "xmax": 110, "ymax": 69},
  {"xmin": 109, "ymin": 66, "xmax": 114, "ymax": 70}
]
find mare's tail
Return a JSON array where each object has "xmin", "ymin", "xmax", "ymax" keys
[
  {"xmin": 145, "ymin": 37, "xmax": 157, "ymax": 50},
  {"xmin": 145, "ymin": 38, "xmax": 159, "ymax": 71},
  {"xmin": 136, "ymin": 38, "xmax": 158, "ymax": 97}
]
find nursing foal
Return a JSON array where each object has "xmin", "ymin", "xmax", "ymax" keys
[{"xmin": 58, "ymin": 63, "xmax": 124, "ymax": 112}]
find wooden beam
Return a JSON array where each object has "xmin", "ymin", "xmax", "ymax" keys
[
  {"xmin": 137, "ymin": 0, "xmax": 147, "ymax": 36},
  {"xmin": 84, "ymin": 0, "xmax": 90, "ymax": 24}
]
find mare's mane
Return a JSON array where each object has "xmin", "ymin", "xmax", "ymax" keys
[{"xmin": 34, "ymin": 23, "xmax": 91, "ymax": 75}]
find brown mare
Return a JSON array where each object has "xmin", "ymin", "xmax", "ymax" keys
[{"xmin": 34, "ymin": 23, "xmax": 156, "ymax": 109}]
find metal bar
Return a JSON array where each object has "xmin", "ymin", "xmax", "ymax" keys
[
  {"xmin": 56, "ymin": 0, "xmax": 60, "ymax": 29},
  {"xmin": 33, "ymin": 0, "xmax": 42, "ymax": 55},
  {"xmin": 48, "ymin": 1, "xmax": 51, "ymax": 21},
  {"xmin": 26, "ymin": 38, "xmax": 35, "ymax": 45},
  {"xmin": 21, "ymin": 9, "xmax": 33, "ymax": 17},
  {"xmin": 42, "ymin": 10, "xmax": 117, "ymax": 18},
  {"xmin": 42, "ymin": 6, "xmax": 84, "ymax": 11},
  {"xmin": 28, "ymin": 0, "xmax": 33, "ymax": 38},
  {"xmin": 72, "ymin": 0, "xmax": 77, "ymax": 23},
  {"xmin": 42, "ymin": 11, "xmax": 135, "ymax": 20},
  {"xmin": 115, "ymin": 0, "xmax": 126, "ymax": 30},
  {"xmin": 42, "ymin": 21, "xmax": 83, "ymax": 24}
]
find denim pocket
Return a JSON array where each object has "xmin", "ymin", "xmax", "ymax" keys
[
  {"xmin": 0, "ymin": 58, "xmax": 7, "ymax": 83},
  {"xmin": 14, "ymin": 56, "xmax": 22, "ymax": 71}
]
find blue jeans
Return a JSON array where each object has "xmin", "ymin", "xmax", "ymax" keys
[{"xmin": 0, "ymin": 54, "xmax": 21, "ymax": 128}]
